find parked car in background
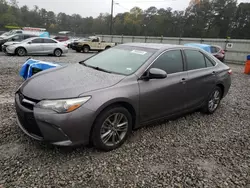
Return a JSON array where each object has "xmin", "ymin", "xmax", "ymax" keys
[
  {"xmin": 74, "ymin": 36, "xmax": 116, "ymax": 53},
  {"xmin": 1, "ymin": 30, "xmax": 23, "ymax": 37},
  {"xmin": 54, "ymin": 36, "xmax": 69, "ymax": 42},
  {"xmin": 5, "ymin": 37, "xmax": 68, "ymax": 57},
  {"xmin": 0, "ymin": 34, "xmax": 36, "ymax": 51},
  {"xmin": 184, "ymin": 43, "xmax": 225, "ymax": 62},
  {"xmin": 2, "ymin": 34, "xmax": 37, "ymax": 52},
  {"xmin": 0, "ymin": 31, "xmax": 6, "ymax": 35},
  {"xmin": 15, "ymin": 43, "xmax": 231, "ymax": 151},
  {"xmin": 71, "ymin": 38, "xmax": 88, "ymax": 50},
  {"xmin": 64, "ymin": 39, "xmax": 79, "ymax": 48},
  {"xmin": 211, "ymin": 45, "xmax": 225, "ymax": 62}
]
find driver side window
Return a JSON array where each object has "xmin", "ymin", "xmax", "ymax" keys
[
  {"xmin": 92, "ymin": 38, "xmax": 99, "ymax": 42},
  {"xmin": 151, "ymin": 50, "xmax": 184, "ymax": 74},
  {"xmin": 31, "ymin": 38, "xmax": 43, "ymax": 43}
]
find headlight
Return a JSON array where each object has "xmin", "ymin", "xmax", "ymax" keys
[
  {"xmin": 36, "ymin": 96, "xmax": 91, "ymax": 113},
  {"xmin": 7, "ymin": 46, "xmax": 15, "ymax": 50}
]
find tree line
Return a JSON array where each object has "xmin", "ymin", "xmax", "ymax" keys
[{"xmin": 0, "ymin": 0, "xmax": 250, "ymax": 39}]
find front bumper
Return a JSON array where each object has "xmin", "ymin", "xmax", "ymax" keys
[
  {"xmin": 2, "ymin": 45, "xmax": 7, "ymax": 52},
  {"xmin": 6, "ymin": 47, "xmax": 15, "ymax": 54},
  {"xmin": 15, "ymin": 92, "xmax": 95, "ymax": 146},
  {"xmin": 62, "ymin": 48, "xmax": 69, "ymax": 54}
]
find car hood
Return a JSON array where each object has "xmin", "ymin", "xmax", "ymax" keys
[
  {"xmin": 20, "ymin": 64, "xmax": 125, "ymax": 100},
  {"xmin": 4, "ymin": 41, "xmax": 20, "ymax": 46}
]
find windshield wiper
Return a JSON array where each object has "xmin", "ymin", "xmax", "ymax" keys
[
  {"xmin": 80, "ymin": 62, "xmax": 112, "ymax": 73},
  {"xmin": 90, "ymin": 66, "xmax": 112, "ymax": 73}
]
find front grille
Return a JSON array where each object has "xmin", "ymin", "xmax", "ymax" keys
[
  {"xmin": 16, "ymin": 92, "xmax": 43, "ymax": 138},
  {"xmin": 16, "ymin": 109, "xmax": 43, "ymax": 138},
  {"xmin": 18, "ymin": 92, "xmax": 39, "ymax": 110}
]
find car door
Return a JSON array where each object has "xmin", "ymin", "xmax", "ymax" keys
[
  {"xmin": 42, "ymin": 38, "xmax": 58, "ymax": 53},
  {"xmin": 183, "ymin": 49, "xmax": 217, "ymax": 109},
  {"xmin": 26, "ymin": 38, "xmax": 44, "ymax": 54},
  {"xmin": 138, "ymin": 49, "xmax": 188, "ymax": 123},
  {"xmin": 91, "ymin": 38, "xmax": 99, "ymax": 50}
]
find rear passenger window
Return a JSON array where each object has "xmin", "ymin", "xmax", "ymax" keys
[
  {"xmin": 184, "ymin": 50, "xmax": 206, "ymax": 70},
  {"xmin": 205, "ymin": 56, "xmax": 214, "ymax": 67},
  {"xmin": 151, "ymin": 50, "xmax": 183, "ymax": 74}
]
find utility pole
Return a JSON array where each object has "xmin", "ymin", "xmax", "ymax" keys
[{"xmin": 110, "ymin": 0, "xmax": 114, "ymax": 35}]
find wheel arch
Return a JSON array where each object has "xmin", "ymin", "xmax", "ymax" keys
[
  {"xmin": 15, "ymin": 46, "xmax": 26, "ymax": 55},
  {"xmin": 89, "ymin": 99, "xmax": 137, "ymax": 142},
  {"xmin": 216, "ymin": 83, "xmax": 225, "ymax": 98},
  {"xmin": 54, "ymin": 48, "xmax": 62, "ymax": 53},
  {"xmin": 82, "ymin": 44, "xmax": 90, "ymax": 49}
]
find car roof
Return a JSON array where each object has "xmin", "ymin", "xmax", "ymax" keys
[
  {"xmin": 122, "ymin": 43, "xmax": 184, "ymax": 50},
  {"xmin": 184, "ymin": 43, "xmax": 212, "ymax": 48}
]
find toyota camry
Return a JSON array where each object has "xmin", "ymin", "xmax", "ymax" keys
[{"xmin": 15, "ymin": 43, "xmax": 232, "ymax": 151}]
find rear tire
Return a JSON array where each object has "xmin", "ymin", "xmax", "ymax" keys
[
  {"xmin": 201, "ymin": 86, "xmax": 222, "ymax": 114},
  {"xmin": 82, "ymin": 46, "xmax": 90, "ymax": 53},
  {"xmin": 54, "ymin": 49, "xmax": 62, "ymax": 57},
  {"xmin": 16, "ymin": 47, "xmax": 26, "ymax": 56},
  {"xmin": 91, "ymin": 106, "xmax": 132, "ymax": 151}
]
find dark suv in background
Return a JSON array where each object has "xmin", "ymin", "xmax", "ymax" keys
[{"xmin": 1, "ymin": 34, "xmax": 37, "ymax": 51}]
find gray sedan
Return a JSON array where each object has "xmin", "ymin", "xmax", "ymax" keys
[
  {"xmin": 15, "ymin": 43, "xmax": 231, "ymax": 151},
  {"xmin": 6, "ymin": 37, "xmax": 68, "ymax": 57}
]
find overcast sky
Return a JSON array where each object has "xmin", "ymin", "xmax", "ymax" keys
[{"xmin": 16, "ymin": 0, "xmax": 250, "ymax": 18}]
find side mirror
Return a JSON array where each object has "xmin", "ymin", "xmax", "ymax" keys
[{"xmin": 144, "ymin": 68, "xmax": 167, "ymax": 80}]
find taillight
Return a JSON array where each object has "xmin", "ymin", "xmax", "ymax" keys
[
  {"xmin": 228, "ymin": 69, "xmax": 232, "ymax": 74},
  {"xmin": 221, "ymin": 50, "xmax": 225, "ymax": 54}
]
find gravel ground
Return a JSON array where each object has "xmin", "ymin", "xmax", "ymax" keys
[{"xmin": 0, "ymin": 50, "xmax": 250, "ymax": 188}]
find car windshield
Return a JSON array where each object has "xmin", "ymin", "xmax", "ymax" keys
[
  {"xmin": 20, "ymin": 38, "xmax": 35, "ymax": 43},
  {"xmin": 83, "ymin": 46, "xmax": 156, "ymax": 75}
]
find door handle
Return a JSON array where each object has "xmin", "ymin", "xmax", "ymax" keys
[
  {"xmin": 180, "ymin": 78, "xmax": 186, "ymax": 84},
  {"xmin": 212, "ymin": 71, "xmax": 216, "ymax": 75}
]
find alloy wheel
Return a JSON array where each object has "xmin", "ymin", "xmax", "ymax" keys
[
  {"xmin": 54, "ymin": 49, "xmax": 62, "ymax": 57},
  {"xmin": 208, "ymin": 90, "xmax": 221, "ymax": 112},
  {"xmin": 18, "ymin": 48, "xmax": 26, "ymax": 56},
  {"xmin": 100, "ymin": 113, "xmax": 128, "ymax": 147}
]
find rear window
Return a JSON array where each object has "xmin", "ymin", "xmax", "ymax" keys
[{"xmin": 44, "ymin": 38, "xmax": 57, "ymax": 43}]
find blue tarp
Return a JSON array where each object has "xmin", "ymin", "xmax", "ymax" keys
[
  {"xmin": 184, "ymin": 43, "xmax": 212, "ymax": 53},
  {"xmin": 20, "ymin": 58, "xmax": 61, "ymax": 80},
  {"xmin": 39, "ymin": 32, "xmax": 50, "ymax": 38}
]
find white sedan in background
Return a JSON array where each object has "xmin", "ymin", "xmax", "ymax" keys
[{"xmin": 6, "ymin": 37, "xmax": 68, "ymax": 57}]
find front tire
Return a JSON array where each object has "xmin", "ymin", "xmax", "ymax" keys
[
  {"xmin": 91, "ymin": 106, "xmax": 132, "ymax": 151},
  {"xmin": 105, "ymin": 46, "xmax": 111, "ymax": 50},
  {"xmin": 201, "ymin": 86, "xmax": 222, "ymax": 114},
  {"xmin": 16, "ymin": 47, "xmax": 26, "ymax": 56},
  {"xmin": 82, "ymin": 46, "xmax": 90, "ymax": 53}
]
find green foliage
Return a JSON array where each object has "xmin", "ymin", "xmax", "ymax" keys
[{"xmin": 0, "ymin": 0, "xmax": 249, "ymax": 38}]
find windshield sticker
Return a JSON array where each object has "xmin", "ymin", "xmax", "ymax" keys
[
  {"xmin": 131, "ymin": 50, "xmax": 147, "ymax": 55},
  {"xmin": 126, "ymin": 68, "xmax": 132, "ymax": 71}
]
